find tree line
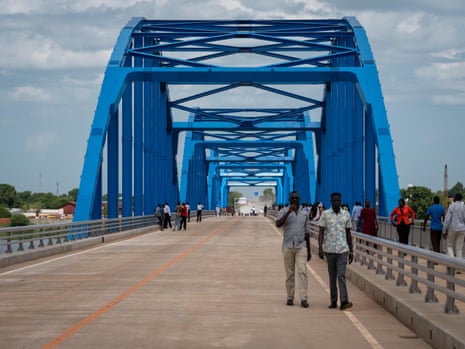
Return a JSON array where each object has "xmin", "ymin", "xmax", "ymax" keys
[
  {"xmin": 1, "ymin": 182, "xmax": 464, "ymax": 221},
  {"xmin": 0, "ymin": 184, "xmax": 78, "ymax": 213}
]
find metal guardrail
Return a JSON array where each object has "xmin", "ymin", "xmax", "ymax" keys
[
  {"xmin": 268, "ymin": 209, "xmax": 465, "ymax": 314},
  {"xmin": 0, "ymin": 210, "xmax": 217, "ymax": 255},
  {"xmin": 0, "ymin": 215, "xmax": 154, "ymax": 254}
]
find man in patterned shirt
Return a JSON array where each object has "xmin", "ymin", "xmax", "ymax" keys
[{"xmin": 318, "ymin": 192, "xmax": 354, "ymax": 310}]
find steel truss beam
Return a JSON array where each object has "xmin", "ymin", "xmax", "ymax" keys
[{"xmin": 73, "ymin": 17, "xmax": 399, "ymax": 222}]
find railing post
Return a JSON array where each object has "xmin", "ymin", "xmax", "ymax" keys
[
  {"xmin": 396, "ymin": 251, "xmax": 407, "ymax": 286},
  {"xmin": 409, "ymin": 255, "xmax": 421, "ymax": 293},
  {"xmin": 444, "ymin": 267, "xmax": 459, "ymax": 313},
  {"xmin": 6, "ymin": 231, "xmax": 12, "ymax": 253},
  {"xmin": 385, "ymin": 247, "xmax": 395, "ymax": 280},
  {"xmin": 425, "ymin": 260, "xmax": 438, "ymax": 302},
  {"xmin": 38, "ymin": 227, "xmax": 45, "ymax": 247}
]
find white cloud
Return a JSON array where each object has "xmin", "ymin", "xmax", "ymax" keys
[
  {"xmin": 395, "ymin": 13, "xmax": 423, "ymax": 34},
  {"xmin": 10, "ymin": 86, "xmax": 51, "ymax": 102},
  {"xmin": 24, "ymin": 132, "xmax": 60, "ymax": 153},
  {"xmin": 0, "ymin": 32, "xmax": 111, "ymax": 70}
]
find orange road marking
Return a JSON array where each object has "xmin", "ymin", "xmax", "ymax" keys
[{"xmin": 40, "ymin": 221, "xmax": 231, "ymax": 349}]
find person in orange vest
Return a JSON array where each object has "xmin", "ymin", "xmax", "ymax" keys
[{"xmin": 389, "ymin": 198, "xmax": 415, "ymax": 244}]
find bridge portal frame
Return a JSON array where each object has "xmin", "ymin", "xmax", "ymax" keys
[{"xmin": 73, "ymin": 17, "xmax": 400, "ymax": 222}]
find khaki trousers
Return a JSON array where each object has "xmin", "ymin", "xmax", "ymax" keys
[{"xmin": 282, "ymin": 247, "xmax": 308, "ymax": 301}]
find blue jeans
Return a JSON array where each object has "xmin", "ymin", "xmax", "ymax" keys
[{"xmin": 325, "ymin": 252, "xmax": 349, "ymax": 304}]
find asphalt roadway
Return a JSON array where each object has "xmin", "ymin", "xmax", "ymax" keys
[{"xmin": 0, "ymin": 215, "xmax": 433, "ymax": 349}]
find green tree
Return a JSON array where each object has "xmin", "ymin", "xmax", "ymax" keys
[
  {"xmin": 10, "ymin": 213, "xmax": 30, "ymax": 227},
  {"xmin": 68, "ymin": 188, "xmax": 79, "ymax": 201},
  {"xmin": 228, "ymin": 191, "xmax": 243, "ymax": 208},
  {"xmin": 260, "ymin": 188, "xmax": 275, "ymax": 204},
  {"xmin": 0, "ymin": 184, "xmax": 18, "ymax": 208},
  {"xmin": 448, "ymin": 182, "xmax": 464, "ymax": 198},
  {"xmin": 0, "ymin": 206, "xmax": 11, "ymax": 218},
  {"xmin": 400, "ymin": 186, "xmax": 434, "ymax": 220}
]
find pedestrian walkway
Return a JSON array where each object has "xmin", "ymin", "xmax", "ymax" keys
[{"xmin": 0, "ymin": 216, "xmax": 433, "ymax": 349}]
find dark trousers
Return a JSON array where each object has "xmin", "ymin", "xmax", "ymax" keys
[
  {"xmin": 430, "ymin": 229, "xmax": 442, "ymax": 253},
  {"xmin": 181, "ymin": 216, "xmax": 187, "ymax": 230},
  {"xmin": 197, "ymin": 211, "xmax": 202, "ymax": 222},
  {"xmin": 397, "ymin": 221, "xmax": 410, "ymax": 244},
  {"xmin": 325, "ymin": 252, "xmax": 349, "ymax": 304},
  {"xmin": 164, "ymin": 213, "xmax": 172, "ymax": 228}
]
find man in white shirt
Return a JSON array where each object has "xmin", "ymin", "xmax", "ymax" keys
[{"xmin": 443, "ymin": 193, "xmax": 465, "ymax": 259}]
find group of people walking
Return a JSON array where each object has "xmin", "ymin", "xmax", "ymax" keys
[
  {"xmin": 275, "ymin": 189, "xmax": 465, "ymax": 312},
  {"xmin": 154, "ymin": 201, "xmax": 205, "ymax": 231},
  {"xmin": 276, "ymin": 191, "xmax": 354, "ymax": 311}
]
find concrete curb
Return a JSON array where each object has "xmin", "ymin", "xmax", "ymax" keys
[
  {"xmin": 0, "ymin": 226, "xmax": 153, "ymax": 268},
  {"xmin": 347, "ymin": 262, "xmax": 465, "ymax": 349}
]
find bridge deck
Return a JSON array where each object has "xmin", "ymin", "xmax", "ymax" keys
[{"xmin": 0, "ymin": 216, "xmax": 433, "ymax": 349}]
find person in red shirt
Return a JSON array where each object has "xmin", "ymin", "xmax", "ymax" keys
[
  {"xmin": 181, "ymin": 202, "xmax": 189, "ymax": 231},
  {"xmin": 360, "ymin": 199, "xmax": 378, "ymax": 254},
  {"xmin": 389, "ymin": 198, "xmax": 415, "ymax": 244}
]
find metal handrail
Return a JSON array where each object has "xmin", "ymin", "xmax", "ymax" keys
[
  {"xmin": 0, "ymin": 210, "xmax": 217, "ymax": 255},
  {"xmin": 269, "ymin": 209, "xmax": 464, "ymax": 314}
]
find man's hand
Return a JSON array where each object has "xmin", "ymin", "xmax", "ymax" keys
[{"xmin": 348, "ymin": 252, "xmax": 354, "ymax": 264}]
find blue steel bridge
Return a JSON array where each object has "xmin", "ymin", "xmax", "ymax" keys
[{"xmin": 73, "ymin": 17, "xmax": 400, "ymax": 222}]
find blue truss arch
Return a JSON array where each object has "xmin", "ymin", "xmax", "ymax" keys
[{"xmin": 73, "ymin": 17, "xmax": 400, "ymax": 222}]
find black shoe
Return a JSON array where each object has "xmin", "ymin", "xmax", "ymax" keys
[
  {"xmin": 301, "ymin": 300, "xmax": 309, "ymax": 308},
  {"xmin": 328, "ymin": 302, "xmax": 337, "ymax": 309},
  {"xmin": 286, "ymin": 299, "xmax": 294, "ymax": 306},
  {"xmin": 340, "ymin": 301, "xmax": 353, "ymax": 310}
]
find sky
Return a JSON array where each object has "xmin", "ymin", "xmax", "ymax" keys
[{"xmin": 0, "ymin": 0, "xmax": 464, "ymax": 196}]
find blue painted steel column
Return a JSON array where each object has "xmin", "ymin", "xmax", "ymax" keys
[
  {"xmin": 143, "ymin": 81, "xmax": 152, "ymax": 214},
  {"xmin": 107, "ymin": 109, "xmax": 119, "ymax": 219},
  {"xmin": 122, "ymin": 82, "xmax": 133, "ymax": 217},
  {"xmin": 364, "ymin": 107, "xmax": 376, "ymax": 209}
]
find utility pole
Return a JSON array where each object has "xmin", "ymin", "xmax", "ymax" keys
[{"xmin": 444, "ymin": 164, "xmax": 448, "ymax": 209}]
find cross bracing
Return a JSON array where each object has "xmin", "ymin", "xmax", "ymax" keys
[{"xmin": 73, "ymin": 17, "xmax": 400, "ymax": 222}]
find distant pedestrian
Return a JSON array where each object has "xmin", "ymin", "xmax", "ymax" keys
[
  {"xmin": 276, "ymin": 191, "xmax": 311, "ymax": 308},
  {"xmin": 186, "ymin": 202, "xmax": 191, "ymax": 222},
  {"xmin": 360, "ymin": 199, "xmax": 378, "ymax": 236},
  {"xmin": 389, "ymin": 198, "xmax": 415, "ymax": 244},
  {"xmin": 163, "ymin": 202, "xmax": 172, "ymax": 229},
  {"xmin": 422, "ymin": 196, "xmax": 445, "ymax": 253},
  {"xmin": 359, "ymin": 199, "xmax": 378, "ymax": 253},
  {"xmin": 442, "ymin": 193, "xmax": 465, "ymax": 259},
  {"xmin": 174, "ymin": 202, "xmax": 182, "ymax": 231},
  {"xmin": 196, "ymin": 202, "xmax": 204, "ymax": 222},
  {"xmin": 351, "ymin": 201, "xmax": 362, "ymax": 232},
  {"xmin": 215, "ymin": 204, "xmax": 220, "ymax": 217},
  {"xmin": 154, "ymin": 204, "xmax": 163, "ymax": 230},
  {"xmin": 318, "ymin": 192, "xmax": 353, "ymax": 310},
  {"xmin": 181, "ymin": 202, "xmax": 188, "ymax": 230}
]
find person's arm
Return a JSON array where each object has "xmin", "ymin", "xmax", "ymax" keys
[
  {"xmin": 422, "ymin": 215, "xmax": 429, "ymax": 231},
  {"xmin": 346, "ymin": 228, "xmax": 354, "ymax": 264},
  {"xmin": 275, "ymin": 208, "xmax": 291, "ymax": 227},
  {"xmin": 390, "ymin": 208, "xmax": 397, "ymax": 226},
  {"xmin": 318, "ymin": 226, "xmax": 325, "ymax": 259},
  {"xmin": 409, "ymin": 207, "xmax": 415, "ymax": 223},
  {"xmin": 305, "ymin": 216, "xmax": 311, "ymax": 261}
]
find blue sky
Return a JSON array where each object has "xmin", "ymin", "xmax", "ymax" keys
[{"xmin": 0, "ymin": 0, "xmax": 464, "ymax": 195}]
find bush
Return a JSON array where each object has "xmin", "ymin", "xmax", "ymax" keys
[
  {"xmin": 10, "ymin": 213, "xmax": 31, "ymax": 227},
  {"xmin": 0, "ymin": 206, "xmax": 11, "ymax": 218}
]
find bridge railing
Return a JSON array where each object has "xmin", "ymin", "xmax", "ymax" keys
[
  {"xmin": 307, "ymin": 220, "xmax": 465, "ymax": 314},
  {"xmin": 0, "ymin": 210, "xmax": 217, "ymax": 255},
  {"xmin": 268, "ymin": 209, "xmax": 464, "ymax": 314}
]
